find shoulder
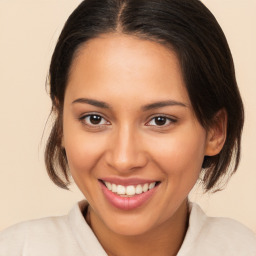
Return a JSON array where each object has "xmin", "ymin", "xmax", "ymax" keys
[
  {"xmin": 200, "ymin": 214, "xmax": 256, "ymax": 252},
  {"xmin": 0, "ymin": 201, "xmax": 106, "ymax": 256},
  {"xmin": 0, "ymin": 203, "xmax": 86, "ymax": 256},
  {"xmin": 179, "ymin": 202, "xmax": 256, "ymax": 256},
  {"xmin": 0, "ymin": 214, "xmax": 69, "ymax": 237},
  {"xmin": 0, "ymin": 215, "xmax": 71, "ymax": 254}
]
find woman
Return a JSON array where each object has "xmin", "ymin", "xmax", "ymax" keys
[{"xmin": 0, "ymin": 0, "xmax": 255, "ymax": 255}]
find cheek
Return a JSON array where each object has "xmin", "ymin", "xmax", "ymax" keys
[
  {"xmin": 63, "ymin": 124, "xmax": 107, "ymax": 179},
  {"xmin": 148, "ymin": 128, "xmax": 206, "ymax": 179},
  {"xmin": 63, "ymin": 131, "xmax": 109, "ymax": 201}
]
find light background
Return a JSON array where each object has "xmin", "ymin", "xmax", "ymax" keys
[{"xmin": 0, "ymin": 0, "xmax": 255, "ymax": 232}]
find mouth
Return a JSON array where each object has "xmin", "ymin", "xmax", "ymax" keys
[
  {"xmin": 99, "ymin": 179, "xmax": 161, "ymax": 197},
  {"xmin": 99, "ymin": 178, "xmax": 161, "ymax": 210}
]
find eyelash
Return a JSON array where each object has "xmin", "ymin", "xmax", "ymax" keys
[
  {"xmin": 79, "ymin": 114, "xmax": 110, "ymax": 128},
  {"xmin": 145, "ymin": 115, "xmax": 177, "ymax": 127},
  {"xmin": 79, "ymin": 113, "xmax": 177, "ymax": 129}
]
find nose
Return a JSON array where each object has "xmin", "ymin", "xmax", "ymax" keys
[{"xmin": 105, "ymin": 124, "xmax": 148, "ymax": 173}]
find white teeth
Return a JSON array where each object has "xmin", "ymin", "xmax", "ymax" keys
[
  {"xmin": 135, "ymin": 184, "xmax": 143, "ymax": 194},
  {"xmin": 126, "ymin": 185, "xmax": 136, "ymax": 196},
  {"xmin": 105, "ymin": 182, "xmax": 112, "ymax": 190},
  {"xmin": 117, "ymin": 185, "xmax": 126, "ymax": 195},
  {"xmin": 103, "ymin": 181, "xmax": 158, "ymax": 196},
  {"xmin": 149, "ymin": 182, "xmax": 156, "ymax": 190},
  {"xmin": 142, "ymin": 183, "xmax": 149, "ymax": 192},
  {"xmin": 112, "ymin": 184, "xmax": 117, "ymax": 193}
]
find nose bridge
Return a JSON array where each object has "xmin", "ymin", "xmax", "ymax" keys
[{"xmin": 106, "ymin": 123, "xmax": 147, "ymax": 172}]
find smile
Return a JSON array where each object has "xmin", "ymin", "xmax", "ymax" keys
[
  {"xmin": 102, "ymin": 181, "xmax": 158, "ymax": 197},
  {"xmin": 99, "ymin": 179, "xmax": 160, "ymax": 210}
]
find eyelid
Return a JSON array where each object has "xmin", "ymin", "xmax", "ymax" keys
[
  {"xmin": 77, "ymin": 112, "xmax": 177, "ymax": 128},
  {"xmin": 78, "ymin": 112, "xmax": 111, "ymax": 127},
  {"xmin": 145, "ymin": 114, "xmax": 177, "ymax": 126}
]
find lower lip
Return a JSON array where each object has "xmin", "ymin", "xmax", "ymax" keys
[{"xmin": 100, "ymin": 182, "xmax": 158, "ymax": 211}]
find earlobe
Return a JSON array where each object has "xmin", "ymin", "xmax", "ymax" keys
[{"xmin": 205, "ymin": 109, "xmax": 227, "ymax": 156}]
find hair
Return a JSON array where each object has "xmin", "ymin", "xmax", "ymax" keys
[{"xmin": 45, "ymin": 0, "xmax": 244, "ymax": 192}]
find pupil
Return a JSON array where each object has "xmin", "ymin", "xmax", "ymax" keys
[
  {"xmin": 90, "ymin": 115, "xmax": 101, "ymax": 125},
  {"xmin": 155, "ymin": 117, "xmax": 166, "ymax": 126}
]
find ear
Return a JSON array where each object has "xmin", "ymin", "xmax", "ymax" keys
[{"xmin": 205, "ymin": 109, "xmax": 227, "ymax": 156}]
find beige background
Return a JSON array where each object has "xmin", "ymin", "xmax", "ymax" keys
[{"xmin": 0, "ymin": 0, "xmax": 255, "ymax": 233}]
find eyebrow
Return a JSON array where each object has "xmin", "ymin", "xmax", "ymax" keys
[
  {"xmin": 72, "ymin": 98, "xmax": 111, "ymax": 109},
  {"xmin": 72, "ymin": 97, "xmax": 187, "ymax": 111},
  {"xmin": 141, "ymin": 100, "xmax": 188, "ymax": 111}
]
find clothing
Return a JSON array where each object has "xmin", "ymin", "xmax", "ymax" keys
[{"xmin": 0, "ymin": 200, "xmax": 255, "ymax": 256}]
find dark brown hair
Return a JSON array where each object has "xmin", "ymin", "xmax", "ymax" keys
[{"xmin": 45, "ymin": 0, "xmax": 244, "ymax": 192}]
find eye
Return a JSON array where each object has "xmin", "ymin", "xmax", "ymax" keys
[
  {"xmin": 146, "ymin": 116, "xmax": 176, "ymax": 127},
  {"xmin": 81, "ymin": 114, "xmax": 110, "ymax": 126}
]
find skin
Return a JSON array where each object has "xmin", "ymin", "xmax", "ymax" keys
[{"xmin": 62, "ymin": 33, "xmax": 226, "ymax": 256}]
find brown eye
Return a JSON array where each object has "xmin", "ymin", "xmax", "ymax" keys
[
  {"xmin": 90, "ymin": 115, "xmax": 102, "ymax": 125},
  {"xmin": 146, "ymin": 115, "xmax": 177, "ymax": 127},
  {"xmin": 82, "ymin": 114, "xmax": 110, "ymax": 126},
  {"xmin": 154, "ymin": 116, "xmax": 167, "ymax": 126}
]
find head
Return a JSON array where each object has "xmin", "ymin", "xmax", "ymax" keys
[{"xmin": 45, "ymin": 0, "xmax": 244, "ymax": 237}]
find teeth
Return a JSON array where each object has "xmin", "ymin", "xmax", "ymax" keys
[
  {"xmin": 112, "ymin": 184, "xmax": 117, "ymax": 193},
  {"xmin": 149, "ymin": 182, "xmax": 156, "ymax": 189},
  {"xmin": 135, "ymin": 184, "xmax": 143, "ymax": 194},
  {"xmin": 126, "ymin": 185, "xmax": 136, "ymax": 196},
  {"xmin": 142, "ymin": 183, "xmax": 149, "ymax": 192},
  {"xmin": 103, "ymin": 181, "xmax": 157, "ymax": 196},
  {"xmin": 117, "ymin": 185, "xmax": 126, "ymax": 195},
  {"xmin": 105, "ymin": 182, "xmax": 112, "ymax": 190}
]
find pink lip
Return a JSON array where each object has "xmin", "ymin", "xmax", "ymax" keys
[
  {"xmin": 100, "ymin": 181, "xmax": 159, "ymax": 211},
  {"xmin": 100, "ymin": 177, "xmax": 157, "ymax": 186}
]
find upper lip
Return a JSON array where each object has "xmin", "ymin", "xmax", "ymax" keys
[{"xmin": 99, "ymin": 177, "xmax": 160, "ymax": 186}]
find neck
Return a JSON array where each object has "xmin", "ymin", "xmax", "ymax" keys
[{"xmin": 86, "ymin": 200, "xmax": 189, "ymax": 256}]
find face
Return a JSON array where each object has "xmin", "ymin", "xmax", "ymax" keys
[{"xmin": 63, "ymin": 34, "xmax": 209, "ymax": 236}]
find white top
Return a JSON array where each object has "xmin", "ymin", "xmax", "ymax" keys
[{"xmin": 0, "ymin": 200, "xmax": 255, "ymax": 256}]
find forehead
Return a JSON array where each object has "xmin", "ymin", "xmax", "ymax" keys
[{"xmin": 66, "ymin": 33, "xmax": 190, "ymax": 106}]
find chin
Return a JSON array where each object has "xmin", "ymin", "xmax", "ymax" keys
[
  {"xmin": 96, "ymin": 207, "xmax": 165, "ymax": 237},
  {"xmin": 107, "ymin": 217, "xmax": 155, "ymax": 237}
]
